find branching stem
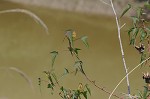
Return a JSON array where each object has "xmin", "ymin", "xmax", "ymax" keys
[{"xmin": 109, "ymin": 0, "xmax": 131, "ymax": 97}]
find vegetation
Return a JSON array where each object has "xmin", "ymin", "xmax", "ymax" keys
[
  {"xmin": 38, "ymin": 0, "xmax": 150, "ymax": 99},
  {"xmin": 0, "ymin": 0, "xmax": 150, "ymax": 99}
]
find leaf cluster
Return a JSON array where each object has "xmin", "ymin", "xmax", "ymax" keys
[
  {"xmin": 59, "ymin": 84, "xmax": 91, "ymax": 99},
  {"xmin": 39, "ymin": 30, "xmax": 90, "ymax": 99}
]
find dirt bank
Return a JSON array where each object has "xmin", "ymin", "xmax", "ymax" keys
[{"xmin": 8, "ymin": 0, "xmax": 132, "ymax": 15}]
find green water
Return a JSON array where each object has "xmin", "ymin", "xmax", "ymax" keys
[{"xmin": 0, "ymin": 1, "xmax": 149, "ymax": 99}]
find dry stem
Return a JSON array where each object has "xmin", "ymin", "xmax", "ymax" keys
[
  {"xmin": 108, "ymin": 57, "xmax": 150, "ymax": 99},
  {"xmin": 0, "ymin": 9, "xmax": 49, "ymax": 35}
]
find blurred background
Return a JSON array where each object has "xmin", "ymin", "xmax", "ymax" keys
[{"xmin": 0, "ymin": 0, "xmax": 149, "ymax": 99}]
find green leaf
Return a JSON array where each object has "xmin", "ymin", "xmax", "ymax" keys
[
  {"xmin": 138, "ymin": 90, "xmax": 143, "ymax": 98},
  {"xmin": 74, "ymin": 48, "xmax": 81, "ymax": 55},
  {"xmin": 74, "ymin": 61, "xmax": 85, "ymax": 75},
  {"xmin": 140, "ymin": 53, "xmax": 146, "ymax": 64},
  {"xmin": 120, "ymin": 4, "xmax": 131, "ymax": 18},
  {"xmin": 72, "ymin": 90, "xmax": 80, "ymax": 99},
  {"xmin": 74, "ymin": 61, "xmax": 81, "ymax": 67},
  {"xmin": 145, "ymin": 2, "xmax": 150, "ymax": 9},
  {"xmin": 51, "ymin": 73, "xmax": 58, "ymax": 83},
  {"xmin": 131, "ymin": 16, "xmax": 139, "ymax": 26},
  {"xmin": 85, "ymin": 84, "xmax": 91, "ymax": 95},
  {"xmin": 64, "ymin": 68, "xmax": 69, "ymax": 75},
  {"xmin": 47, "ymin": 84, "xmax": 54, "ymax": 90},
  {"xmin": 133, "ymin": 28, "xmax": 139, "ymax": 38},
  {"xmin": 128, "ymin": 27, "xmax": 134, "ymax": 38},
  {"xmin": 65, "ymin": 29, "xmax": 74, "ymax": 47},
  {"xmin": 130, "ymin": 38, "xmax": 135, "ymax": 45},
  {"xmin": 60, "ymin": 86, "xmax": 64, "ymax": 91},
  {"xmin": 82, "ymin": 91, "xmax": 87, "ymax": 99},
  {"xmin": 137, "ymin": 7, "xmax": 143, "ymax": 18},
  {"xmin": 75, "ymin": 68, "xmax": 78, "ymax": 75},
  {"xmin": 50, "ymin": 51, "xmax": 58, "ymax": 68},
  {"xmin": 140, "ymin": 29, "xmax": 147, "ymax": 42},
  {"xmin": 143, "ymin": 86, "xmax": 148, "ymax": 98},
  {"xmin": 146, "ymin": 27, "xmax": 150, "ymax": 34},
  {"xmin": 81, "ymin": 36, "xmax": 89, "ymax": 48},
  {"xmin": 48, "ymin": 75, "xmax": 55, "ymax": 86},
  {"xmin": 128, "ymin": 27, "xmax": 139, "ymax": 45}
]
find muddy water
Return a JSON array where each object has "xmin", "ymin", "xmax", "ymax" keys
[{"xmin": 0, "ymin": 1, "xmax": 149, "ymax": 99}]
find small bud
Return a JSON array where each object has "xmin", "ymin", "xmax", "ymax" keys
[
  {"xmin": 78, "ymin": 83, "xmax": 84, "ymax": 92},
  {"xmin": 72, "ymin": 31, "xmax": 76, "ymax": 38}
]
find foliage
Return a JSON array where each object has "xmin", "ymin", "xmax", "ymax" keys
[
  {"xmin": 119, "ymin": 1, "xmax": 150, "ymax": 98},
  {"xmin": 38, "ymin": 1, "xmax": 150, "ymax": 99},
  {"xmin": 39, "ymin": 30, "xmax": 90, "ymax": 98},
  {"xmin": 121, "ymin": 1, "xmax": 150, "ymax": 64}
]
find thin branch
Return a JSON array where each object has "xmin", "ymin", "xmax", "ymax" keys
[
  {"xmin": 0, "ymin": 9, "xmax": 49, "ymax": 35},
  {"xmin": 108, "ymin": 57, "xmax": 150, "ymax": 99},
  {"xmin": 99, "ymin": 0, "xmax": 111, "ymax": 6},
  {"xmin": 120, "ymin": 23, "xmax": 126, "ymax": 29},
  {"xmin": 109, "ymin": 0, "xmax": 131, "ymax": 95},
  {"xmin": 61, "ymin": 48, "xmax": 121, "ymax": 98},
  {"xmin": 84, "ymin": 74, "xmax": 121, "ymax": 98}
]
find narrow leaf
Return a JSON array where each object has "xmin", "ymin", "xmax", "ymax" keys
[
  {"xmin": 85, "ymin": 84, "xmax": 91, "ymax": 95},
  {"xmin": 143, "ymin": 86, "xmax": 148, "ymax": 98},
  {"xmin": 48, "ymin": 75, "xmax": 54, "ymax": 86},
  {"xmin": 133, "ymin": 28, "xmax": 139, "ymax": 38},
  {"xmin": 146, "ymin": 27, "xmax": 150, "ymax": 34},
  {"xmin": 140, "ymin": 29, "xmax": 147, "ymax": 42},
  {"xmin": 64, "ymin": 68, "xmax": 69, "ymax": 75},
  {"xmin": 60, "ymin": 86, "xmax": 64, "ymax": 91},
  {"xmin": 82, "ymin": 91, "xmax": 87, "ymax": 99},
  {"xmin": 120, "ymin": 4, "xmax": 131, "ymax": 18},
  {"xmin": 137, "ymin": 90, "xmax": 143, "ymax": 98},
  {"xmin": 65, "ymin": 30, "xmax": 74, "ymax": 47},
  {"xmin": 81, "ymin": 36, "xmax": 89, "ymax": 48},
  {"xmin": 130, "ymin": 38, "xmax": 135, "ymax": 45},
  {"xmin": 51, "ymin": 73, "xmax": 58, "ymax": 83},
  {"xmin": 137, "ymin": 7, "xmax": 143, "ymax": 18},
  {"xmin": 74, "ymin": 61, "xmax": 85, "ymax": 75},
  {"xmin": 74, "ymin": 48, "xmax": 81, "ymax": 55},
  {"xmin": 50, "ymin": 51, "xmax": 58, "ymax": 68},
  {"xmin": 128, "ymin": 27, "xmax": 134, "ymax": 38},
  {"xmin": 47, "ymin": 84, "xmax": 53, "ymax": 89},
  {"xmin": 75, "ymin": 68, "xmax": 78, "ymax": 75},
  {"xmin": 131, "ymin": 16, "xmax": 139, "ymax": 26},
  {"xmin": 145, "ymin": 2, "xmax": 150, "ymax": 10},
  {"xmin": 140, "ymin": 53, "xmax": 146, "ymax": 64}
]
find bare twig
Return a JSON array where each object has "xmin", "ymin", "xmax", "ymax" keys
[
  {"xmin": 84, "ymin": 74, "xmax": 121, "ymax": 98},
  {"xmin": 99, "ymin": 0, "xmax": 131, "ymax": 97},
  {"xmin": 99, "ymin": 0, "xmax": 111, "ymax": 6},
  {"xmin": 108, "ymin": 57, "xmax": 150, "ymax": 99},
  {"xmin": 120, "ymin": 23, "xmax": 126, "ymax": 29},
  {"xmin": 109, "ymin": 0, "xmax": 131, "ymax": 96},
  {"xmin": 0, "ymin": 9, "xmax": 49, "ymax": 35}
]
